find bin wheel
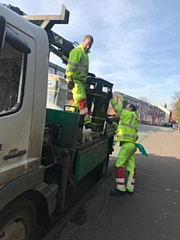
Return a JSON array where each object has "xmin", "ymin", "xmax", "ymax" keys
[{"xmin": 0, "ymin": 198, "xmax": 36, "ymax": 240}]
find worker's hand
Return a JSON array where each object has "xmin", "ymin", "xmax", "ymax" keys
[
  {"xmin": 106, "ymin": 117, "xmax": 112, "ymax": 124},
  {"xmin": 68, "ymin": 79, "xmax": 74, "ymax": 90},
  {"xmin": 108, "ymin": 90, "xmax": 113, "ymax": 100}
]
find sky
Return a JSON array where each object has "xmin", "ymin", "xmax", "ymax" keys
[{"xmin": 2, "ymin": 0, "xmax": 180, "ymax": 109}]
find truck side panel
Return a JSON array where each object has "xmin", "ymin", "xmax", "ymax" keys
[{"xmin": 75, "ymin": 139, "xmax": 108, "ymax": 182}]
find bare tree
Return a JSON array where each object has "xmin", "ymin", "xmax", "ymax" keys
[
  {"xmin": 175, "ymin": 98, "xmax": 180, "ymax": 132},
  {"xmin": 172, "ymin": 90, "xmax": 180, "ymax": 101},
  {"xmin": 139, "ymin": 96, "xmax": 148, "ymax": 102}
]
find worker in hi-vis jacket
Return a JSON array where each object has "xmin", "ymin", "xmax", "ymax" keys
[
  {"xmin": 65, "ymin": 35, "xmax": 94, "ymax": 129},
  {"xmin": 107, "ymin": 94, "xmax": 139, "ymax": 196}
]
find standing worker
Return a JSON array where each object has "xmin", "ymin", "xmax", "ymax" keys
[
  {"xmin": 107, "ymin": 96, "xmax": 139, "ymax": 196},
  {"xmin": 65, "ymin": 35, "xmax": 94, "ymax": 129}
]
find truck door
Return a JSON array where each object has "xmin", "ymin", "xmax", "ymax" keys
[{"xmin": 0, "ymin": 26, "xmax": 35, "ymax": 188}]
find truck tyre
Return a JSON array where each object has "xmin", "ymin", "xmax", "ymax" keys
[
  {"xmin": 0, "ymin": 198, "xmax": 36, "ymax": 240},
  {"xmin": 91, "ymin": 155, "xmax": 109, "ymax": 180}
]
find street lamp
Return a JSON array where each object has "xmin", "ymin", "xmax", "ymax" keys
[
  {"xmin": 149, "ymin": 91, "xmax": 153, "ymax": 104},
  {"xmin": 146, "ymin": 92, "xmax": 153, "ymax": 122}
]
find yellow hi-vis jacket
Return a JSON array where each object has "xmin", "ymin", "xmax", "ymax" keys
[
  {"xmin": 110, "ymin": 99, "xmax": 139, "ymax": 144},
  {"xmin": 65, "ymin": 43, "xmax": 89, "ymax": 83}
]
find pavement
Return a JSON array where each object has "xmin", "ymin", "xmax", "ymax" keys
[{"xmin": 51, "ymin": 130, "xmax": 180, "ymax": 240}]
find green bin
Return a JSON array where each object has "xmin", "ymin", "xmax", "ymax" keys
[{"xmin": 85, "ymin": 77, "xmax": 113, "ymax": 132}]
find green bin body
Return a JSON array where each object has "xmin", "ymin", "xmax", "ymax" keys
[{"xmin": 85, "ymin": 77, "xmax": 113, "ymax": 132}]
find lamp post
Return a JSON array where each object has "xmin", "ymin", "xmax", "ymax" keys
[
  {"xmin": 146, "ymin": 92, "xmax": 153, "ymax": 123},
  {"xmin": 149, "ymin": 91, "xmax": 153, "ymax": 104}
]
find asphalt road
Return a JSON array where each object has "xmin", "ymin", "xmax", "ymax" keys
[
  {"xmin": 112, "ymin": 124, "xmax": 174, "ymax": 158},
  {"xmin": 137, "ymin": 124, "xmax": 174, "ymax": 143}
]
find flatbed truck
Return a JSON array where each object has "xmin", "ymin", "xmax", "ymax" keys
[{"xmin": 0, "ymin": 4, "xmax": 115, "ymax": 239}]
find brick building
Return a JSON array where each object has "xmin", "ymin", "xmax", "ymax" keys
[
  {"xmin": 109, "ymin": 92, "xmax": 166, "ymax": 125},
  {"xmin": 47, "ymin": 64, "xmax": 169, "ymax": 126}
]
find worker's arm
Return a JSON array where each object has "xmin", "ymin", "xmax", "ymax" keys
[
  {"xmin": 111, "ymin": 122, "xmax": 118, "ymax": 130},
  {"xmin": 110, "ymin": 98, "xmax": 123, "ymax": 116}
]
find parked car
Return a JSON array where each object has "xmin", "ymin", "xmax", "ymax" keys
[
  {"xmin": 164, "ymin": 123, "xmax": 173, "ymax": 127},
  {"xmin": 173, "ymin": 124, "xmax": 178, "ymax": 130}
]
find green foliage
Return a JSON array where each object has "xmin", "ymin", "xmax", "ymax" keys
[{"xmin": 175, "ymin": 98, "xmax": 180, "ymax": 121}]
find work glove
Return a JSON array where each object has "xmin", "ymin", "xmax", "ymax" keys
[
  {"xmin": 106, "ymin": 117, "xmax": 112, "ymax": 124},
  {"xmin": 108, "ymin": 90, "xmax": 113, "ymax": 100},
  {"xmin": 68, "ymin": 79, "xmax": 74, "ymax": 90}
]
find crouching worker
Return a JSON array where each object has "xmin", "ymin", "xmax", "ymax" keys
[{"xmin": 107, "ymin": 96, "xmax": 139, "ymax": 196}]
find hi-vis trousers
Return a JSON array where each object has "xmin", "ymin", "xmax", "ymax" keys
[
  {"xmin": 115, "ymin": 142, "xmax": 137, "ymax": 193},
  {"xmin": 72, "ymin": 80, "xmax": 91, "ymax": 125}
]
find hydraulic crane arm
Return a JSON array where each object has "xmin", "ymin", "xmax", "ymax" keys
[{"xmin": 47, "ymin": 30, "xmax": 78, "ymax": 64}]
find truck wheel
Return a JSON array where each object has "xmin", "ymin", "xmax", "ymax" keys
[
  {"xmin": 91, "ymin": 156, "xmax": 109, "ymax": 180},
  {"xmin": 0, "ymin": 198, "xmax": 36, "ymax": 240}
]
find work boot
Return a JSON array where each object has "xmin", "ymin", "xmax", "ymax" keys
[
  {"xmin": 126, "ymin": 190, "xmax": 134, "ymax": 195},
  {"xmin": 85, "ymin": 123, "xmax": 92, "ymax": 130},
  {"xmin": 110, "ymin": 188, "xmax": 126, "ymax": 196}
]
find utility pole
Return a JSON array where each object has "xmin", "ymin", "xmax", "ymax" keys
[{"xmin": 146, "ymin": 92, "xmax": 153, "ymax": 123}]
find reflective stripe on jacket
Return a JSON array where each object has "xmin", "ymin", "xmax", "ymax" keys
[
  {"xmin": 111, "ymin": 99, "xmax": 138, "ymax": 143},
  {"xmin": 65, "ymin": 43, "xmax": 89, "ymax": 83}
]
